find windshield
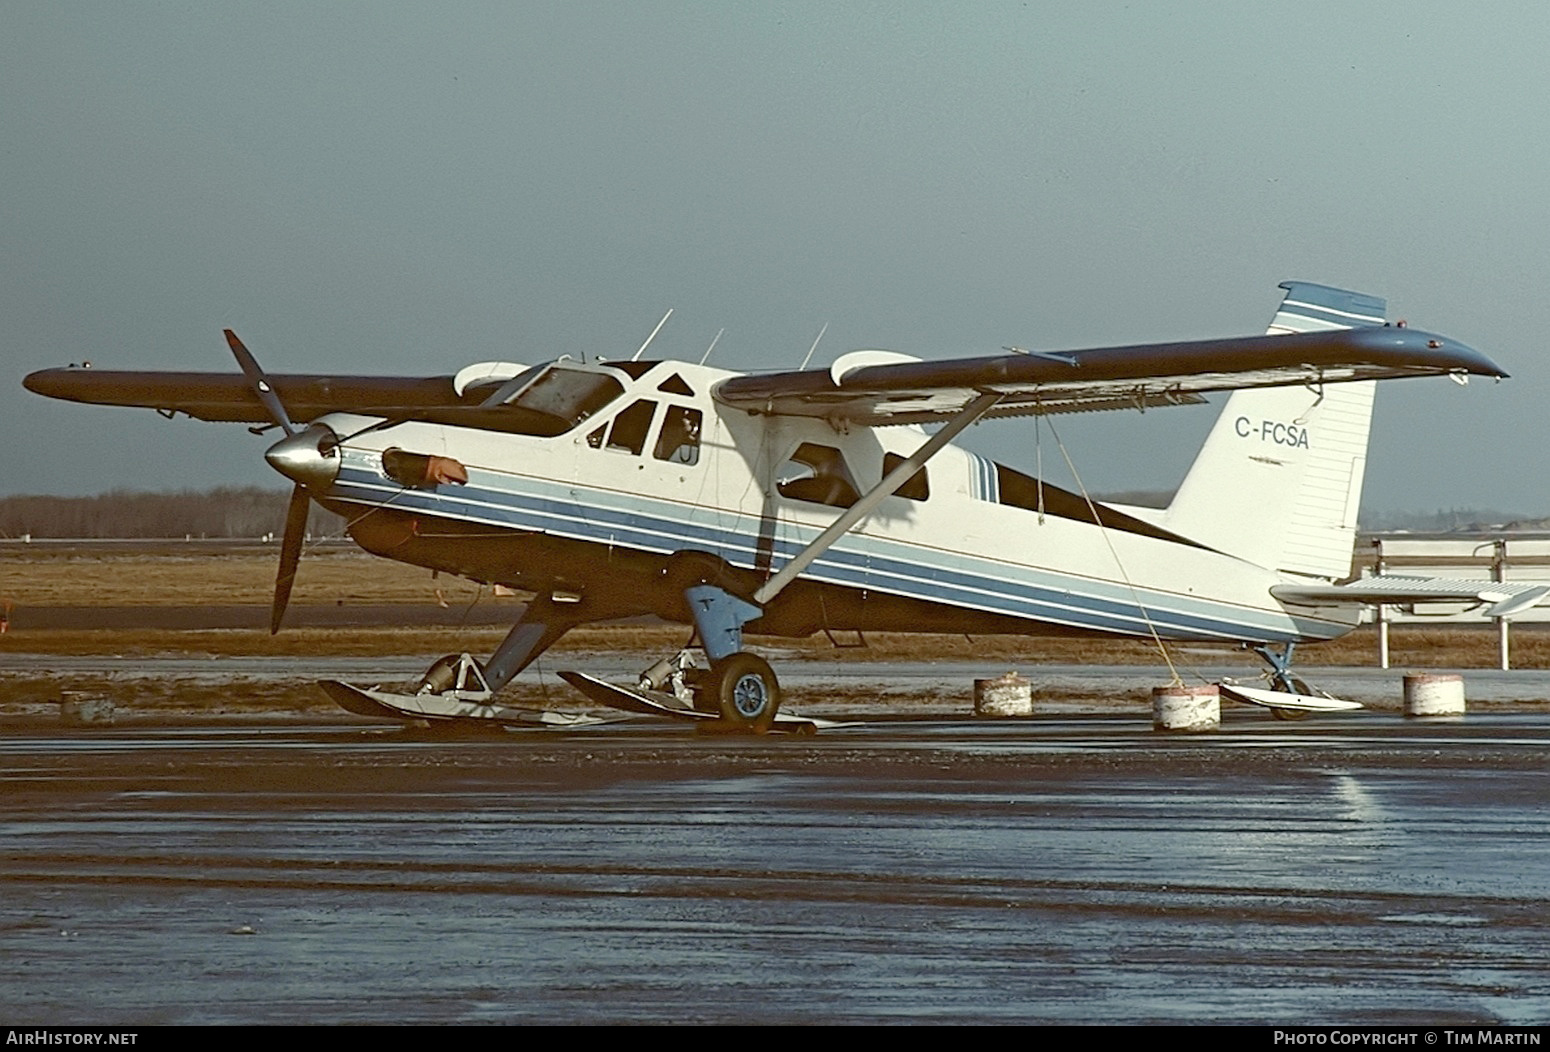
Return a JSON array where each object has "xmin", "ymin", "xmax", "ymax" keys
[
  {"xmin": 509, "ymin": 365, "xmax": 625, "ymax": 429},
  {"xmin": 453, "ymin": 363, "xmax": 627, "ymax": 437}
]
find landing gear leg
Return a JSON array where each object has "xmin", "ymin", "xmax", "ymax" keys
[
  {"xmin": 321, "ymin": 592, "xmax": 615, "ymax": 726},
  {"xmin": 413, "ymin": 592, "xmax": 593, "ymax": 699},
  {"xmin": 480, "ymin": 594, "xmax": 589, "ymax": 692},
  {"xmin": 1252, "ymin": 642, "xmax": 1303, "ymax": 695},
  {"xmin": 1251, "ymin": 642, "xmax": 1312, "ymax": 720},
  {"xmin": 649, "ymin": 583, "xmax": 780, "ymax": 733}
]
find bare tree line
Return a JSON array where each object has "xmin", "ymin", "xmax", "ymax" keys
[
  {"xmin": 6, "ymin": 487, "xmax": 1542, "ymax": 542},
  {"xmin": 0, "ymin": 488, "xmax": 345, "ymax": 540}
]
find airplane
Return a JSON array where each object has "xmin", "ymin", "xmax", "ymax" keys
[{"xmin": 24, "ymin": 281, "xmax": 1539, "ymax": 730}]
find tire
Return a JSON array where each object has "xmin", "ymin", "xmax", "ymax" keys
[
  {"xmin": 1270, "ymin": 674, "xmax": 1311, "ymax": 720},
  {"xmin": 709, "ymin": 652, "xmax": 781, "ymax": 733}
]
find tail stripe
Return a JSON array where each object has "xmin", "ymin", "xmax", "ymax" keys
[
  {"xmin": 1270, "ymin": 298, "xmax": 1386, "ymax": 333},
  {"xmin": 967, "ymin": 453, "xmax": 1000, "ymax": 503}
]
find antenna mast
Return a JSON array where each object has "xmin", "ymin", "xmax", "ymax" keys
[
  {"xmin": 799, "ymin": 322, "xmax": 829, "ymax": 370},
  {"xmin": 631, "ymin": 309, "xmax": 674, "ymax": 361}
]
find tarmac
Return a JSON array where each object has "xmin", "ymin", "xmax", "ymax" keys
[{"xmin": 3, "ymin": 686, "xmax": 1548, "ymax": 1024}]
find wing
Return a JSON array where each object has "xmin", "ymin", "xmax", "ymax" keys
[
  {"xmin": 713, "ymin": 327, "xmax": 1505, "ymax": 426},
  {"xmin": 22, "ymin": 368, "xmax": 465, "ymax": 424},
  {"xmin": 1273, "ymin": 576, "xmax": 1550, "ymax": 619}
]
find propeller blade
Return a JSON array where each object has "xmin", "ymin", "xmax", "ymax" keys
[
  {"xmin": 226, "ymin": 329, "xmax": 298, "ymax": 436},
  {"xmin": 272, "ymin": 483, "xmax": 309, "ymax": 634}
]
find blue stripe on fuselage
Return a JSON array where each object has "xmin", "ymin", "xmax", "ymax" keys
[{"xmin": 329, "ymin": 466, "xmax": 1334, "ymax": 643}]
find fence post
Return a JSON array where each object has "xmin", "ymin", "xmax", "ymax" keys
[{"xmin": 1494, "ymin": 539, "xmax": 1510, "ymax": 671}]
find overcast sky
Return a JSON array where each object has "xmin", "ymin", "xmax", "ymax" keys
[{"xmin": 4, "ymin": 2, "xmax": 1544, "ymax": 516}]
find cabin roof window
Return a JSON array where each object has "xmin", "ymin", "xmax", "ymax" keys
[
  {"xmin": 777, "ymin": 443, "xmax": 860, "ymax": 508},
  {"xmin": 657, "ymin": 373, "xmax": 695, "ymax": 396}
]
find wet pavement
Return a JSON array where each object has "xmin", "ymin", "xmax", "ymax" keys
[
  {"xmin": 14, "ymin": 649, "xmax": 1550, "ymax": 712},
  {"xmin": 3, "ymin": 712, "xmax": 1549, "ymax": 1024}
]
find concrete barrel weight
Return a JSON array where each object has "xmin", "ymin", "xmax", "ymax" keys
[
  {"xmin": 1152, "ymin": 684, "xmax": 1219, "ymax": 732},
  {"xmin": 1403, "ymin": 673, "xmax": 1465, "ymax": 718},
  {"xmin": 974, "ymin": 671, "xmax": 1033, "ymax": 716}
]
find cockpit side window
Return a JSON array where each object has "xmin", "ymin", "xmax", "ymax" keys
[
  {"xmin": 777, "ymin": 443, "xmax": 861, "ymax": 508},
  {"xmin": 606, "ymin": 399, "xmax": 658, "ymax": 455},
  {"xmin": 653, "ymin": 405, "xmax": 702, "ymax": 465}
]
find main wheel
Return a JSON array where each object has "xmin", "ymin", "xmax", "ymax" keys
[
  {"xmin": 709, "ymin": 652, "xmax": 781, "ymax": 733},
  {"xmin": 1269, "ymin": 673, "xmax": 1312, "ymax": 720}
]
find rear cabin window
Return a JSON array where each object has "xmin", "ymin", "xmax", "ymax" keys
[
  {"xmin": 777, "ymin": 443, "xmax": 861, "ymax": 508},
  {"xmin": 991, "ymin": 461, "xmax": 1199, "ymax": 546},
  {"xmin": 882, "ymin": 453, "xmax": 929, "ymax": 501}
]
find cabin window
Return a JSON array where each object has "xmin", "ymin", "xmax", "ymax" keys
[
  {"xmin": 606, "ymin": 399, "xmax": 658, "ymax": 455},
  {"xmin": 882, "ymin": 453, "xmax": 929, "ymax": 501},
  {"xmin": 988, "ymin": 460, "xmax": 1199, "ymax": 546},
  {"xmin": 653, "ymin": 405, "xmax": 702, "ymax": 465},
  {"xmin": 995, "ymin": 463, "xmax": 1056, "ymax": 514},
  {"xmin": 777, "ymin": 443, "xmax": 860, "ymax": 508}
]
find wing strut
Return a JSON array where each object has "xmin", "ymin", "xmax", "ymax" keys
[{"xmin": 752, "ymin": 391, "xmax": 1003, "ymax": 606}]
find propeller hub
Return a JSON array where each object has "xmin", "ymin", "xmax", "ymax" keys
[{"xmin": 265, "ymin": 426, "xmax": 340, "ymax": 490}]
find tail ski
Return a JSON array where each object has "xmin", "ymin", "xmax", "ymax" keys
[{"xmin": 1162, "ymin": 282, "xmax": 1384, "ymax": 579}]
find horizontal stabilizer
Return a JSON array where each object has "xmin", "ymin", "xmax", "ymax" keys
[{"xmin": 1272, "ymin": 577, "xmax": 1550, "ymax": 619}]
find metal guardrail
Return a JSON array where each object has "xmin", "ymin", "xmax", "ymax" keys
[{"xmin": 1356, "ymin": 532, "xmax": 1550, "ymax": 668}]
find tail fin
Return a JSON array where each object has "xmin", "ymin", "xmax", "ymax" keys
[{"xmin": 1162, "ymin": 282, "xmax": 1385, "ymax": 579}]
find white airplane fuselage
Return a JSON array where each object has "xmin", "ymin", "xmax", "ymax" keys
[{"xmin": 309, "ymin": 356, "xmax": 1357, "ymax": 648}]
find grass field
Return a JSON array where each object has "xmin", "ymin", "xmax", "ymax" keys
[
  {"xmin": 4, "ymin": 541, "xmax": 1547, "ymax": 720},
  {"xmin": 3, "ymin": 541, "xmax": 1545, "ymax": 663}
]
